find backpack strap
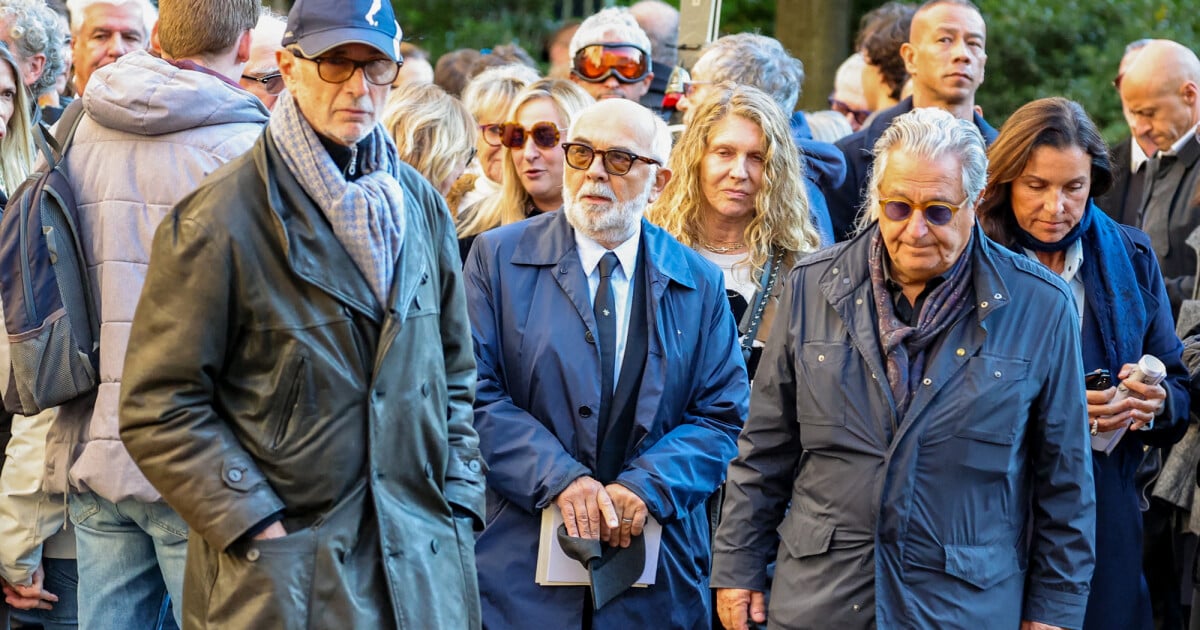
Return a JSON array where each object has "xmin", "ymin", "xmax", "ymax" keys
[
  {"xmin": 30, "ymin": 100, "xmax": 85, "ymax": 169},
  {"xmin": 51, "ymin": 99, "xmax": 86, "ymax": 156}
]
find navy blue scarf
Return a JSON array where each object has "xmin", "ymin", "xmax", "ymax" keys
[{"xmin": 1014, "ymin": 201, "xmax": 1145, "ymax": 369}]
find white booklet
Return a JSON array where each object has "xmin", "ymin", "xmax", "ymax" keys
[{"xmin": 534, "ymin": 505, "xmax": 662, "ymax": 586}]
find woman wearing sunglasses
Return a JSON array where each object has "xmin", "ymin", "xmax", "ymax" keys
[
  {"xmin": 456, "ymin": 78, "xmax": 592, "ymax": 260},
  {"xmin": 647, "ymin": 84, "xmax": 821, "ymax": 377},
  {"xmin": 977, "ymin": 97, "xmax": 1188, "ymax": 630},
  {"xmin": 450, "ymin": 65, "xmax": 540, "ymax": 217}
]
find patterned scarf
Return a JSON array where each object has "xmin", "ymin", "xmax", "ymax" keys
[
  {"xmin": 269, "ymin": 91, "xmax": 405, "ymax": 306},
  {"xmin": 869, "ymin": 230, "xmax": 976, "ymax": 418}
]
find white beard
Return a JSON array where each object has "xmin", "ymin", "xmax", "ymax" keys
[{"xmin": 563, "ymin": 178, "xmax": 653, "ymax": 246}]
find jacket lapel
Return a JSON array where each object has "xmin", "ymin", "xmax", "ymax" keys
[{"xmin": 261, "ymin": 131, "xmax": 382, "ymax": 323}]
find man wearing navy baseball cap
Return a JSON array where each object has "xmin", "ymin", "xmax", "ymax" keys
[{"xmin": 118, "ymin": 0, "xmax": 487, "ymax": 626}]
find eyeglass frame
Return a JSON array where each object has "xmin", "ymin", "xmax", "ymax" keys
[
  {"xmin": 571, "ymin": 43, "xmax": 652, "ymax": 84},
  {"xmin": 561, "ymin": 142, "xmax": 662, "ymax": 176},
  {"xmin": 241, "ymin": 71, "xmax": 285, "ymax": 95},
  {"xmin": 479, "ymin": 123, "xmax": 504, "ymax": 147},
  {"xmin": 288, "ymin": 49, "xmax": 404, "ymax": 86},
  {"xmin": 876, "ymin": 195, "xmax": 970, "ymax": 226},
  {"xmin": 499, "ymin": 121, "xmax": 563, "ymax": 150},
  {"xmin": 828, "ymin": 95, "xmax": 872, "ymax": 125}
]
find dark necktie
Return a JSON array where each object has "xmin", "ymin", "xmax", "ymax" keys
[{"xmin": 594, "ymin": 252, "xmax": 619, "ymax": 419}]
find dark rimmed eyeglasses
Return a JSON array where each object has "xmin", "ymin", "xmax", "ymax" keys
[
  {"xmin": 571, "ymin": 43, "xmax": 651, "ymax": 84},
  {"xmin": 829, "ymin": 95, "xmax": 871, "ymax": 125},
  {"xmin": 499, "ymin": 121, "xmax": 562, "ymax": 149},
  {"xmin": 562, "ymin": 142, "xmax": 661, "ymax": 176},
  {"xmin": 291, "ymin": 51, "xmax": 404, "ymax": 85},
  {"xmin": 878, "ymin": 196, "xmax": 969, "ymax": 226},
  {"xmin": 242, "ymin": 72, "xmax": 285, "ymax": 95}
]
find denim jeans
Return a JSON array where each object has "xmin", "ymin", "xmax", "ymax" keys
[
  {"xmin": 68, "ymin": 493, "xmax": 187, "ymax": 630},
  {"xmin": 9, "ymin": 557, "xmax": 79, "ymax": 629}
]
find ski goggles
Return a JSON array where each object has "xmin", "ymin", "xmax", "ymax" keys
[
  {"xmin": 571, "ymin": 44, "xmax": 651, "ymax": 83},
  {"xmin": 499, "ymin": 121, "xmax": 562, "ymax": 149}
]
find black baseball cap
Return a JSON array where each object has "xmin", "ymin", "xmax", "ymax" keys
[{"xmin": 282, "ymin": 0, "xmax": 403, "ymax": 62}]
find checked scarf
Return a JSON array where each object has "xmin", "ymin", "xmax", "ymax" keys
[{"xmin": 270, "ymin": 91, "xmax": 405, "ymax": 306}]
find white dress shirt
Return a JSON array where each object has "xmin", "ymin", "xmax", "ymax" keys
[{"xmin": 575, "ymin": 229, "xmax": 641, "ymax": 388}]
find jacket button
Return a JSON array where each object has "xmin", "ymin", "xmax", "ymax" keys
[
  {"xmin": 585, "ymin": 330, "xmax": 595, "ymax": 344},
  {"xmin": 421, "ymin": 382, "xmax": 430, "ymax": 397},
  {"xmin": 246, "ymin": 548, "xmax": 260, "ymax": 562},
  {"xmin": 922, "ymin": 378, "xmax": 932, "ymax": 386},
  {"xmin": 468, "ymin": 460, "xmax": 481, "ymax": 473},
  {"xmin": 852, "ymin": 604, "xmax": 861, "ymax": 612},
  {"xmin": 578, "ymin": 406, "xmax": 592, "ymax": 418},
  {"xmin": 227, "ymin": 468, "xmax": 244, "ymax": 483},
  {"xmin": 430, "ymin": 539, "xmax": 440, "ymax": 554}
]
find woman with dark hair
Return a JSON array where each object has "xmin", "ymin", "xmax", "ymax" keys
[{"xmin": 978, "ymin": 96, "xmax": 1189, "ymax": 630}]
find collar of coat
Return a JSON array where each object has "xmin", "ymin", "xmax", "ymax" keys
[
  {"xmin": 509, "ymin": 210, "xmax": 697, "ymax": 291},
  {"xmin": 806, "ymin": 223, "xmax": 1027, "ymax": 324},
  {"xmin": 864, "ymin": 96, "xmax": 999, "ymax": 147}
]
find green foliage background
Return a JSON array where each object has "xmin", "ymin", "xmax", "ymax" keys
[{"xmin": 390, "ymin": 0, "xmax": 1200, "ymax": 142}]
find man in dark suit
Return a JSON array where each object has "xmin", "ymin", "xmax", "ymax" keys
[
  {"xmin": 465, "ymin": 98, "xmax": 749, "ymax": 629},
  {"xmin": 1119, "ymin": 39, "xmax": 1200, "ymax": 317}
]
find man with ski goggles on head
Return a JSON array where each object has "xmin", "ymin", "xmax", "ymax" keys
[{"xmin": 568, "ymin": 7, "xmax": 654, "ymax": 103}]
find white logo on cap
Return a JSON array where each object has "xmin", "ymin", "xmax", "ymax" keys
[{"xmin": 366, "ymin": 0, "xmax": 382, "ymax": 26}]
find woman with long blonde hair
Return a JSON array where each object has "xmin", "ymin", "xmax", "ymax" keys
[
  {"xmin": 647, "ymin": 83, "xmax": 821, "ymax": 375},
  {"xmin": 0, "ymin": 40, "xmax": 34, "ymax": 203},
  {"xmin": 382, "ymin": 82, "xmax": 477, "ymax": 197},
  {"xmin": 456, "ymin": 78, "xmax": 592, "ymax": 257}
]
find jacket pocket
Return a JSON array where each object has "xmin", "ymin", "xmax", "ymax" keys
[
  {"xmin": 267, "ymin": 351, "xmax": 307, "ymax": 451},
  {"xmin": 777, "ymin": 509, "xmax": 835, "ymax": 559},
  {"xmin": 952, "ymin": 355, "xmax": 1030, "ymax": 445},
  {"xmin": 795, "ymin": 342, "xmax": 849, "ymax": 427},
  {"xmin": 942, "ymin": 543, "xmax": 1021, "ymax": 590}
]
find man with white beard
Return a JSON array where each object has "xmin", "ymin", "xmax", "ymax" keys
[{"xmin": 463, "ymin": 98, "xmax": 750, "ymax": 628}]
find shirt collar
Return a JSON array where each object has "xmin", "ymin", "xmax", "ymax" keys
[
  {"xmin": 1131, "ymin": 138, "xmax": 1149, "ymax": 172},
  {"xmin": 1023, "ymin": 238, "xmax": 1084, "ymax": 284},
  {"xmin": 575, "ymin": 227, "xmax": 641, "ymax": 278},
  {"xmin": 1164, "ymin": 125, "xmax": 1198, "ymax": 157}
]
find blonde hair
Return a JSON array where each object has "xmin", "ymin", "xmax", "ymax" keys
[
  {"xmin": 457, "ymin": 78, "xmax": 593, "ymax": 238},
  {"xmin": 646, "ymin": 83, "xmax": 820, "ymax": 277},
  {"xmin": 382, "ymin": 83, "xmax": 476, "ymax": 194},
  {"xmin": 0, "ymin": 45, "xmax": 33, "ymax": 195}
]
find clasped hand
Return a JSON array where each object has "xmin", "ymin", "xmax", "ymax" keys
[{"xmin": 553, "ymin": 475, "xmax": 648, "ymax": 548}]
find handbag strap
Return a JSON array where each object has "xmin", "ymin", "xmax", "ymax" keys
[{"xmin": 740, "ymin": 246, "xmax": 785, "ymax": 357}]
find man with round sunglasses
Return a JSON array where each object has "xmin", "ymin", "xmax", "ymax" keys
[
  {"xmin": 714, "ymin": 108, "xmax": 1095, "ymax": 630},
  {"xmin": 466, "ymin": 98, "xmax": 749, "ymax": 628},
  {"xmin": 568, "ymin": 7, "xmax": 654, "ymax": 103},
  {"xmin": 118, "ymin": 0, "xmax": 486, "ymax": 627}
]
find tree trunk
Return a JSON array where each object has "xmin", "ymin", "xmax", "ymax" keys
[{"xmin": 776, "ymin": 0, "xmax": 851, "ymax": 112}]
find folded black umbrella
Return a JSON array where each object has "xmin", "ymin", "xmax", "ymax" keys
[{"xmin": 556, "ymin": 524, "xmax": 647, "ymax": 609}]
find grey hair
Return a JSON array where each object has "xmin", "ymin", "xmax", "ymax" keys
[
  {"xmin": 0, "ymin": 0, "xmax": 66, "ymax": 97},
  {"xmin": 856, "ymin": 107, "xmax": 987, "ymax": 233},
  {"xmin": 692, "ymin": 33, "xmax": 803, "ymax": 113},
  {"xmin": 66, "ymin": 0, "xmax": 156, "ymax": 36},
  {"xmin": 568, "ymin": 7, "xmax": 651, "ymax": 60}
]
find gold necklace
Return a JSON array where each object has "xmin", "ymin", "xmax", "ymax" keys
[{"xmin": 700, "ymin": 238, "xmax": 747, "ymax": 254}]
